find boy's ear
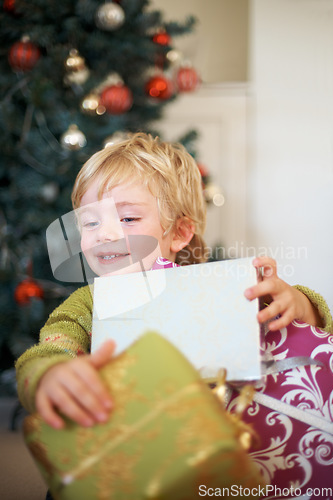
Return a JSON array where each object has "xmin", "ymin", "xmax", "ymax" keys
[{"xmin": 170, "ymin": 216, "xmax": 195, "ymax": 253}]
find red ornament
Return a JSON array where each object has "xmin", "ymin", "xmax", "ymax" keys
[
  {"xmin": 100, "ymin": 84, "xmax": 133, "ymax": 114},
  {"xmin": 14, "ymin": 279, "xmax": 44, "ymax": 305},
  {"xmin": 3, "ymin": 0, "xmax": 15, "ymax": 12},
  {"xmin": 197, "ymin": 162, "xmax": 209, "ymax": 178},
  {"xmin": 145, "ymin": 75, "xmax": 174, "ymax": 100},
  {"xmin": 9, "ymin": 38, "xmax": 41, "ymax": 72},
  {"xmin": 152, "ymin": 30, "xmax": 171, "ymax": 46},
  {"xmin": 176, "ymin": 66, "xmax": 200, "ymax": 92}
]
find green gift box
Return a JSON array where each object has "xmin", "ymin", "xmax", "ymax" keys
[{"xmin": 23, "ymin": 332, "xmax": 265, "ymax": 499}]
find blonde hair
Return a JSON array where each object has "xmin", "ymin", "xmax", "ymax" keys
[{"xmin": 71, "ymin": 132, "xmax": 207, "ymax": 265}]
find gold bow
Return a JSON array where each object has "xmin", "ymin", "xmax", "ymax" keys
[{"xmin": 212, "ymin": 369, "xmax": 259, "ymax": 451}]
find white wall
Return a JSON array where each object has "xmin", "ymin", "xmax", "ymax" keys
[{"xmin": 248, "ymin": 0, "xmax": 333, "ymax": 309}]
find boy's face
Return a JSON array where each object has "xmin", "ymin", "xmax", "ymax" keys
[{"xmin": 79, "ymin": 180, "xmax": 176, "ymax": 276}]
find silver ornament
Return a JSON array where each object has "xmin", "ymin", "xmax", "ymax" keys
[
  {"xmin": 166, "ymin": 49, "xmax": 183, "ymax": 65},
  {"xmin": 60, "ymin": 124, "xmax": 87, "ymax": 150},
  {"xmin": 103, "ymin": 130, "xmax": 131, "ymax": 148},
  {"xmin": 203, "ymin": 182, "xmax": 225, "ymax": 206},
  {"xmin": 40, "ymin": 182, "xmax": 59, "ymax": 203},
  {"xmin": 95, "ymin": 2, "xmax": 125, "ymax": 31}
]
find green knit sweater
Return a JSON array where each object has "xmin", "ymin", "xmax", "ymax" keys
[{"xmin": 15, "ymin": 284, "xmax": 333, "ymax": 413}]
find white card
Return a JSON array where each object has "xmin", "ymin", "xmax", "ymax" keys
[{"xmin": 92, "ymin": 257, "xmax": 261, "ymax": 381}]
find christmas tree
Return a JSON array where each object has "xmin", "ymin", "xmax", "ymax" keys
[{"xmin": 0, "ymin": 0, "xmax": 198, "ymax": 393}]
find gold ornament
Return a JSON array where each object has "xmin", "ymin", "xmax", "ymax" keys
[
  {"xmin": 95, "ymin": 105, "xmax": 106, "ymax": 116},
  {"xmin": 64, "ymin": 68, "xmax": 90, "ymax": 86},
  {"xmin": 81, "ymin": 92, "xmax": 100, "ymax": 114},
  {"xmin": 64, "ymin": 49, "xmax": 85, "ymax": 72},
  {"xmin": 64, "ymin": 49, "xmax": 90, "ymax": 86},
  {"xmin": 60, "ymin": 124, "xmax": 87, "ymax": 150}
]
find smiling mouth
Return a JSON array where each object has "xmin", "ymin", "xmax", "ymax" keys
[{"xmin": 97, "ymin": 253, "xmax": 130, "ymax": 263}]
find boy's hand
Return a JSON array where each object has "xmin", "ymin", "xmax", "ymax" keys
[
  {"xmin": 35, "ymin": 340, "xmax": 115, "ymax": 430},
  {"xmin": 244, "ymin": 257, "xmax": 323, "ymax": 331}
]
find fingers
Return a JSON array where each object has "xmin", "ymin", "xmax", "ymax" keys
[
  {"xmin": 36, "ymin": 390, "xmax": 65, "ymax": 429},
  {"xmin": 89, "ymin": 339, "xmax": 116, "ymax": 369},
  {"xmin": 252, "ymin": 257, "xmax": 277, "ymax": 279},
  {"xmin": 267, "ymin": 313, "xmax": 294, "ymax": 331},
  {"xmin": 244, "ymin": 274, "xmax": 284, "ymax": 301},
  {"xmin": 69, "ymin": 359, "xmax": 113, "ymax": 415},
  {"xmin": 36, "ymin": 341, "xmax": 116, "ymax": 429},
  {"xmin": 257, "ymin": 299, "xmax": 295, "ymax": 330},
  {"xmin": 36, "ymin": 382, "xmax": 97, "ymax": 429},
  {"xmin": 257, "ymin": 299, "xmax": 282, "ymax": 324},
  {"xmin": 246, "ymin": 257, "xmax": 299, "ymax": 330},
  {"xmin": 245, "ymin": 257, "xmax": 279, "ymax": 301},
  {"xmin": 232, "ymin": 252, "xmax": 320, "ymax": 337},
  {"xmin": 56, "ymin": 375, "xmax": 107, "ymax": 427},
  {"xmin": 38, "ymin": 377, "xmax": 111, "ymax": 429}
]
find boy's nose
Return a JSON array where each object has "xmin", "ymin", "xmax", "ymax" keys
[{"xmin": 97, "ymin": 222, "xmax": 123, "ymax": 242}]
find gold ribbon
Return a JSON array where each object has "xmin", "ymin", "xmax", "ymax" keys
[{"xmin": 212, "ymin": 369, "xmax": 258, "ymax": 451}]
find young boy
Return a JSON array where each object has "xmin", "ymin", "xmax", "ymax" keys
[{"xmin": 15, "ymin": 132, "xmax": 332, "ymax": 432}]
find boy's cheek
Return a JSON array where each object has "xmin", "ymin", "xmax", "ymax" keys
[{"xmin": 80, "ymin": 236, "xmax": 92, "ymax": 254}]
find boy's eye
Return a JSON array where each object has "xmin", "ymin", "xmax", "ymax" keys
[
  {"xmin": 121, "ymin": 217, "xmax": 141, "ymax": 224},
  {"xmin": 82, "ymin": 221, "xmax": 99, "ymax": 229}
]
